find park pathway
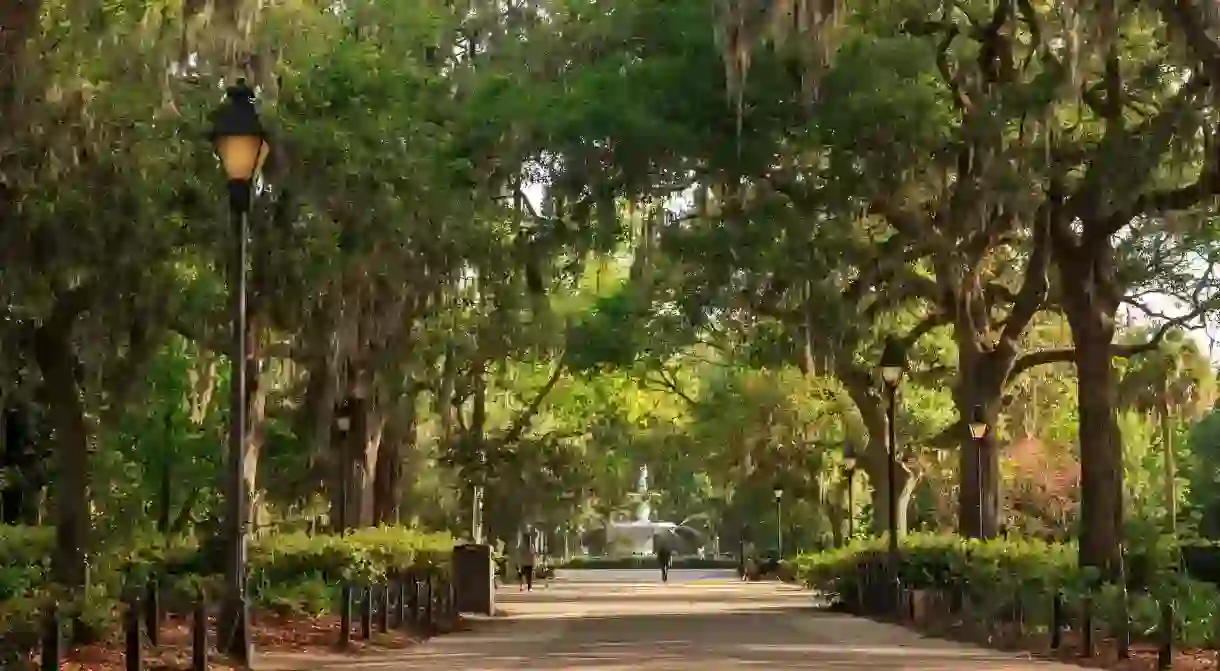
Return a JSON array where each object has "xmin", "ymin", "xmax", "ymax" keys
[{"xmin": 258, "ymin": 569, "xmax": 1085, "ymax": 670}]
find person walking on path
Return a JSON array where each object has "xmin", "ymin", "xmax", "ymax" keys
[
  {"xmin": 517, "ymin": 538, "xmax": 537, "ymax": 591},
  {"xmin": 656, "ymin": 544, "xmax": 673, "ymax": 583}
]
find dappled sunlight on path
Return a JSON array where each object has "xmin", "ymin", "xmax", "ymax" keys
[{"xmin": 257, "ymin": 573, "xmax": 1084, "ymax": 670}]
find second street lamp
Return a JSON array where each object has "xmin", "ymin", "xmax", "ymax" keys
[
  {"xmin": 209, "ymin": 77, "xmax": 270, "ymax": 665},
  {"xmin": 773, "ymin": 487, "xmax": 784, "ymax": 558},
  {"xmin": 968, "ymin": 405, "xmax": 989, "ymax": 539},
  {"xmin": 878, "ymin": 336, "xmax": 905, "ymax": 612}
]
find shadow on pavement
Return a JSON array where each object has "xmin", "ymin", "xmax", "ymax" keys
[{"xmin": 258, "ymin": 607, "xmax": 1078, "ymax": 670}]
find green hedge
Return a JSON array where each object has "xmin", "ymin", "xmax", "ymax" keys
[
  {"xmin": 0, "ymin": 524, "xmax": 454, "ymax": 656},
  {"xmin": 793, "ymin": 533, "xmax": 1220, "ymax": 648},
  {"xmin": 560, "ymin": 556, "xmax": 739, "ymax": 570}
]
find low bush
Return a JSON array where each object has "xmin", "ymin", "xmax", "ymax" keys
[
  {"xmin": 560, "ymin": 556, "xmax": 739, "ymax": 570},
  {"xmin": 793, "ymin": 533, "xmax": 1220, "ymax": 648},
  {"xmin": 0, "ymin": 524, "xmax": 455, "ymax": 649}
]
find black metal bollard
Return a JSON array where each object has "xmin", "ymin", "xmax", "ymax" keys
[
  {"xmin": 360, "ymin": 585, "xmax": 373, "ymax": 640},
  {"xmin": 378, "ymin": 582, "xmax": 390, "ymax": 633},
  {"xmin": 1050, "ymin": 589, "xmax": 1063, "ymax": 650},
  {"xmin": 192, "ymin": 590, "xmax": 208, "ymax": 671},
  {"xmin": 40, "ymin": 604, "xmax": 60, "ymax": 671},
  {"xmin": 1081, "ymin": 594, "xmax": 1094, "ymax": 658},
  {"xmin": 1158, "ymin": 598, "xmax": 1174, "ymax": 670},
  {"xmin": 125, "ymin": 591, "xmax": 143, "ymax": 671},
  {"xmin": 339, "ymin": 583, "xmax": 353, "ymax": 649},
  {"xmin": 144, "ymin": 579, "xmax": 160, "ymax": 647}
]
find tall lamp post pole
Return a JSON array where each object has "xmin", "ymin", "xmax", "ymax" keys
[
  {"xmin": 773, "ymin": 487, "xmax": 783, "ymax": 558},
  {"xmin": 335, "ymin": 405, "xmax": 354, "ymax": 648},
  {"xmin": 878, "ymin": 337, "xmax": 906, "ymax": 612},
  {"xmin": 843, "ymin": 455, "xmax": 857, "ymax": 541},
  {"xmin": 210, "ymin": 78, "xmax": 270, "ymax": 665},
  {"xmin": 968, "ymin": 406, "xmax": 990, "ymax": 539}
]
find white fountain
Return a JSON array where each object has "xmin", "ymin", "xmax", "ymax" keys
[{"xmin": 605, "ymin": 465, "xmax": 683, "ymax": 556}]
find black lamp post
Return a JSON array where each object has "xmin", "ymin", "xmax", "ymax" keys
[
  {"xmin": 878, "ymin": 336, "xmax": 905, "ymax": 611},
  {"xmin": 209, "ymin": 78, "xmax": 269, "ymax": 665},
  {"xmin": 842, "ymin": 454, "xmax": 857, "ymax": 541},
  {"xmin": 968, "ymin": 405, "xmax": 989, "ymax": 539},
  {"xmin": 334, "ymin": 406, "xmax": 354, "ymax": 647},
  {"xmin": 772, "ymin": 486, "xmax": 784, "ymax": 558}
]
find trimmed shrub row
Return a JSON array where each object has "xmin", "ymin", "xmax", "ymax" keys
[
  {"xmin": 793, "ymin": 533, "xmax": 1220, "ymax": 649},
  {"xmin": 0, "ymin": 524, "xmax": 454, "ymax": 654}
]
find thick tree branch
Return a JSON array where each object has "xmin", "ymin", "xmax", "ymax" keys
[
  {"xmin": 1154, "ymin": 0, "xmax": 1220, "ymax": 86},
  {"xmin": 1009, "ymin": 307, "xmax": 1211, "ymax": 381},
  {"xmin": 501, "ymin": 354, "xmax": 567, "ymax": 446},
  {"xmin": 997, "ymin": 209, "xmax": 1052, "ymax": 349},
  {"xmin": 1076, "ymin": 74, "xmax": 1211, "ymax": 234},
  {"xmin": 901, "ymin": 312, "xmax": 950, "ymax": 350}
]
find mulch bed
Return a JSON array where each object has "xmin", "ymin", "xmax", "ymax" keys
[
  {"xmin": 23, "ymin": 611, "xmax": 467, "ymax": 671},
  {"xmin": 899, "ymin": 612, "xmax": 1219, "ymax": 670}
]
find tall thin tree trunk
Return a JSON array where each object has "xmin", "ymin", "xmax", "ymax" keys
[{"xmin": 33, "ymin": 319, "xmax": 92, "ymax": 641}]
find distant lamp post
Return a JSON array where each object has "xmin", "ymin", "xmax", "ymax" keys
[
  {"xmin": 877, "ymin": 336, "xmax": 906, "ymax": 611},
  {"xmin": 968, "ymin": 406, "xmax": 989, "ymax": 539},
  {"xmin": 334, "ymin": 406, "xmax": 353, "ymax": 649},
  {"xmin": 209, "ymin": 77, "xmax": 270, "ymax": 666},
  {"xmin": 842, "ymin": 455, "xmax": 857, "ymax": 540},
  {"xmin": 773, "ymin": 487, "xmax": 784, "ymax": 558}
]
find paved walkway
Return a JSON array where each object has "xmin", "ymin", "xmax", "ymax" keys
[{"xmin": 259, "ymin": 570, "xmax": 1084, "ymax": 670}]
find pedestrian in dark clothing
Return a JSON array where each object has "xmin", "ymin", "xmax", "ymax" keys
[
  {"xmin": 517, "ymin": 542, "xmax": 536, "ymax": 591},
  {"xmin": 657, "ymin": 546, "xmax": 673, "ymax": 583}
]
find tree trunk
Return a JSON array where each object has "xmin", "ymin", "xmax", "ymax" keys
[
  {"xmin": 827, "ymin": 484, "xmax": 845, "ymax": 547},
  {"xmin": 373, "ymin": 391, "xmax": 417, "ymax": 526},
  {"xmin": 840, "ymin": 367, "xmax": 915, "ymax": 535},
  {"xmin": 860, "ymin": 436, "xmax": 915, "ymax": 537},
  {"xmin": 357, "ymin": 408, "xmax": 386, "ymax": 527},
  {"xmin": 469, "ymin": 358, "xmax": 487, "ymax": 541},
  {"xmin": 32, "ymin": 319, "xmax": 91, "ymax": 637},
  {"xmin": 328, "ymin": 408, "xmax": 351, "ymax": 534},
  {"xmin": 958, "ymin": 426, "xmax": 1001, "ymax": 538},
  {"xmin": 295, "ymin": 345, "xmax": 338, "ymax": 491},
  {"xmin": 1058, "ymin": 236, "xmax": 1124, "ymax": 578},
  {"xmin": 242, "ymin": 319, "xmax": 267, "ymax": 532},
  {"xmin": 437, "ymin": 347, "xmax": 456, "ymax": 443},
  {"xmin": 0, "ymin": 0, "xmax": 40, "ymax": 140},
  {"xmin": 1067, "ymin": 307, "xmax": 1124, "ymax": 577},
  {"xmin": 954, "ymin": 351, "xmax": 1006, "ymax": 539}
]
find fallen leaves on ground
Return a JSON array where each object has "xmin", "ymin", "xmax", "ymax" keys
[{"xmin": 29, "ymin": 610, "xmax": 457, "ymax": 671}]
